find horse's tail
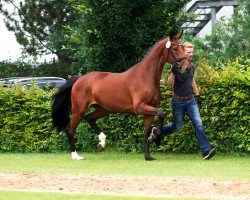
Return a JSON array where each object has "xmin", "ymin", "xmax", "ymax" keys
[{"xmin": 52, "ymin": 75, "xmax": 80, "ymax": 131}]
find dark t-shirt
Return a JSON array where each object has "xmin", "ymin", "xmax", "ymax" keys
[{"xmin": 173, "ymin": 64, "xmax": 195, "ymax": 97}]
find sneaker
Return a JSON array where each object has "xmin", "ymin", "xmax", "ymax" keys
[{"xmin": 203, "ymin": 148, "xmax": 216, "ymax": 160}]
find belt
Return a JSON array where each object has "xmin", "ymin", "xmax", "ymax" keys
[{"xmin": 173, "ymin": 93, "xmax": 192, "ymax": 100}]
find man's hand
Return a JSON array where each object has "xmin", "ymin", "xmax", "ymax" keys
[{"xmin": 195, "ymin": 95, "xmax": 202, "ymax": 106}]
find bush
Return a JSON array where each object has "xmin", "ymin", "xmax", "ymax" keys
[
  {"xmin": 198, "ymin": 58, "xmax": 249, "ymax": 154},
  {"xmin": 157, "ymin": 58, "xmax": 249, "ymax": 154},
  {"xmin": 0, "ymin": 60, "xmax": 33, "ymax": 78},
  {"xmin": 0, "ymin": 60, "xmax": 71, "ymax": 79},
  {"xmin": 0, "ymin": 85, "xmax": 67, "ymax": 152},
  {"xmin": 0, "ymin": 58, "xmax": 249, "ymax": 154}
]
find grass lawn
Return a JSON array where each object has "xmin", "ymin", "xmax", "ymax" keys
[
  {"xmin": 0, "ymin": 152, "xmax": 249, "ymax": 200},
  {"xmin": 0, "ymin": 152, "xmax": 249, "ymax": 180},
  {"xmin": 0, "ymin": 190, "xmax": 208, "ymax": 200}
]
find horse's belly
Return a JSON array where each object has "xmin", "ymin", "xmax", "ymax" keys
[
  {"xmin": 95, "ymin": 95, "xmax": 134, "ymax": 113},
  {"xmin": 91, "ymin": 84, "xmax": 132, "ymax": 112}
]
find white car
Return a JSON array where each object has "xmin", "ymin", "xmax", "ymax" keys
[{"xmin": 1, "ymin": 77, "xmax": 66, "ymax": 90}]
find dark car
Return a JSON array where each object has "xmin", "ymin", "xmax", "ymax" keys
[{"xmin": 0, "ymin": 77, "xmax": 66, "ymax": 90}]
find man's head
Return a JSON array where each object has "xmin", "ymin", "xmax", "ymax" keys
[{"xmin": 183, "ymin": 42, "xmax": 194, "ymax": 61}]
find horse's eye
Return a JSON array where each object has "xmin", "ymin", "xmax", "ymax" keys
[{"xmin": 173, "ymin": 48, "xmax": 178, "ymax": 51}]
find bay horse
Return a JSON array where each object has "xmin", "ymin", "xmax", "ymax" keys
[{"xmin": 52, "ymin": 32, "xmax": 191, "ymax": 161}]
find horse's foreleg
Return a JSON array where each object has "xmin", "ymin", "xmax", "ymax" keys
[
  {"xmin": 148, "ymin": 109, "xmax": 165, "ymax": 143},
  {"xmin": 136, "ymin": 103, "xmax": 165, "ymax": 158},
  {"xmin": 143, "ymin": 116, "xmax": 155, "ymax": 161},
  {"xmin": 137, "ymin": 103, "xmax": 165, "ymax": 144},
  {"xmin": 85, "ymin": 106, "xmax": 110, "ymax": 151},
  {"xmin": 67, "ymin": 114, "xmax": 84, "ymax": 160}
]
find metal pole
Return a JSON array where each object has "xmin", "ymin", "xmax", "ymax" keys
[
  {"xmin": 211, "ymin": 7, "xmax": 217, "ymax": 27},
  {"xmin": 211, "ymin": 7, "xmax": 217, "ymax": 32}
]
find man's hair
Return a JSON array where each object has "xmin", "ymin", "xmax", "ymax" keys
[{"xmin": 183, "ymin": 42, "xmax": 194, "ymax": 49}]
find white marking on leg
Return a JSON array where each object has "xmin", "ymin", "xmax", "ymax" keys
[
  {"xmin": 71, "ymin": 150, "xmax": 84, "ymax": 160},
  {"xmin": 98, "ymin": 132, "xmax": 106, "ymax": 148}
]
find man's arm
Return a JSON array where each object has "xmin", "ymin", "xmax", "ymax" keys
[
  {"xmin": 168, "ymin": 73, "xmax": 175, "ymax": 87},
  {"xmin": 192, "ymin": 79, "xmax": 202, "ymax": 106},
  {"xmin": 192, "ymin": 78, "xmax": 199, "ymax": 95}
]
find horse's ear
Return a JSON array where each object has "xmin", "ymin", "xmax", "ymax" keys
[
  {"xmin": 169, "ymin": 32, "xmax": 175, "ymax": 41},
  {"xmin": 176, "ymin": 30, "xmax": 183, "ymax": 39}
]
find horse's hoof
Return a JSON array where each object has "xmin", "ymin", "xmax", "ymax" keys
[
  {"xmin": 97, "ymin": 143, "xmax": 105, "ymax": 151},
  {"xmin": 71, "ymin": 151, "xmax": 84, "ymax": 160},
  {"xmin": 73, "ymin": 156, "xmax": 84, "ymax": 160},
  {"xmin": 147, "ymin": 135, "xmax": 157, "ymax": 143},
  {"xmin": 147, "ymin": 136, "xmax": 153, "ymax": 143},
  {"xmin": 145, "ymin": 157, "xmax": 156, "ymax": 161}
]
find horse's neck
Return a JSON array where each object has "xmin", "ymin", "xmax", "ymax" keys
[{"xmin": 137, "ymin": 46, "xmax": 165, "ymax": 84}]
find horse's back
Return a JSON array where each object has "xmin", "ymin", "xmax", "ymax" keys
[
  {"xmin": 74, "ymin": 71, "xmax": 127, "ymax": 89},
  {"xmin": 72, "ymin": 71, "xmax": 135, "ymax": 112}
]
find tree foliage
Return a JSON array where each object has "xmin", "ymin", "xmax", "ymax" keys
[
  {"xmin": 0, "ymin": 0, "xmax": 79, "ymax": 64},
  {"xmin": 66, "ymin": 0, "xmax": 190, "ymax": 74},
  {"xmin": 1, "ymin": 0, "xmax": 190, "ymax": 74},
  {"xmin": 190, "ymin": 1, "xmax": 250, "ymax": 68}
]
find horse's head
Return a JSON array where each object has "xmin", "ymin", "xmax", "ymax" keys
[{"xmin": 164, "ymin": 31, "xmax": 191, "ymax": 75}]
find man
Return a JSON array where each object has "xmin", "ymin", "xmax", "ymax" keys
[{"xmin": 154, "ymin": 42, "xmax": 215, "ymax": 160}]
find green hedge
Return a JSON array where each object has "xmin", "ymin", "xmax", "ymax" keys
[
  {"xmin": 0, "ymin": 85, "xmax": 67, "ymax": 153},
  {"xmin": 157, "ymin": 58, "xmax": 250, "ymax": 154},
  {"xmin": 197, "ymin": 59, "xmax": 249, "ymax": 154},
  {"xmin": 0, "ymin": 60, "xmax": 71, "ymax": 78},
  {"xmin": 0, "ymin": 58, "xmax": 249, "ymax": 154}
]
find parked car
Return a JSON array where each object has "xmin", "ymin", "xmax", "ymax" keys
[{"xmin": 0, "ymin": 77, "xmax": 66, "ymax": 90}]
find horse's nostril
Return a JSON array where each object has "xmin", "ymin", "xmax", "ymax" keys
[{"xmin": 180, "ymin": 67, "xmax": 187, "ymax": 74}]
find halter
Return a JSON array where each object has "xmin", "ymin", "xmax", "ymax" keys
[{"xmin": 166, "ymin": 41, "xmax": 187, "ymax": 67}]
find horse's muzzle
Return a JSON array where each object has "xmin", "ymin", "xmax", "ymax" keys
[{"xmin": 180, "ymin": 65, "xmax": 189, "ymax": 74}]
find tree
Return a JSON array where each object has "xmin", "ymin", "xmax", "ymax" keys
[
  {"xmin": 66, "ymin": 0, "xmax": 190, "ymax": 74},
  {"xmin": 0, "ymin": 0, "xmax": 79, "ymax": 65},
  {"xmin": 191, "ymin": 1, "xmax": 249, "ymax": 68}
]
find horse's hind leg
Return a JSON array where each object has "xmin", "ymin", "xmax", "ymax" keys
[
  {"xmin": 67, "ymin": 114, "xmax": 84, "ymax": 160},
  {"xmin": 85, "ymin": 106, "xmax": 110, "ymax": 151},
  {"xmin": 67, "ymin": 95, "xmax": 90, "ymax": 160}
]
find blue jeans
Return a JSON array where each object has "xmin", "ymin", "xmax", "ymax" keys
[{"xmin": 162, "ymin": 97, "xmax": 211, "ymax": 152}]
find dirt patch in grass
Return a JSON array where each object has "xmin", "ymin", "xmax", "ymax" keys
[{"xmin": 0, "ymin": 172, "xmax": 249, "ymax": 199}]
